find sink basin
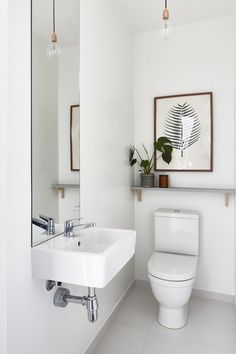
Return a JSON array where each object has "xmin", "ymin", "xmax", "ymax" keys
[{"xmin": 31, "ymin": 227, "xmax": 136, "ymax": 288}]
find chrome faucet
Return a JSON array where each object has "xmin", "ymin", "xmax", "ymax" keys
[
  {"xmin": 32, "ymin": 215, "xmax": 55, "ymax": 236},
  {"xmin": 64, "ymin": 218, "xmax": 96, "ymax": 237}
]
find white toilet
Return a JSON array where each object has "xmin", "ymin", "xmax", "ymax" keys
[{"xmin": 148, "ymin": 209, "xmax": 199, "ymax": 329}]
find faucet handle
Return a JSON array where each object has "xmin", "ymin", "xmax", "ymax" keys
[
  {"xmin": 33, "ymin": 215, "xmax": 55, "ymax": 236},
  {"xmin": 39, "ymin": 215, "xmax": 55, "ymax": 235},
  {"xmin": 39, "ymin": 214, "xmax": 55, "ymax": 223},
  {"xmin": 64, "ymin": 218, "xmax": 83, "ymax": 229},
  {"xmin": 64, "ymin": 218, "xmax": 83, "ymax": 237},
  {"xmin": 65, "ymin": 217, "xmax": 82, "ymax": 224}
]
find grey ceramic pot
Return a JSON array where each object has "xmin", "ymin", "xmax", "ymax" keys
[{"xmin": 140, "ymin": 173, "xmax": 155, "ymax": 188}]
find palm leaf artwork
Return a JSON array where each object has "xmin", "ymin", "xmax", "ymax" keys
[{"xmin": 164, "ymin": 102, "xmax": 201, "ymax": 157}]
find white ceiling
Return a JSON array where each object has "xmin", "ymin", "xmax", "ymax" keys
[
  {"xmin": 32, "ymin": 0, "xmax": 80, "ymax": 47},
  {"xmin": 118, "ymin": 0, "xmax": 236, "ymax": 33}
]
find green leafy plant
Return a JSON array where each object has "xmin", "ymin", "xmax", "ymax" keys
[{"xmin": 129, "ymin": 137, "xmax": 173, "ymax": 174}]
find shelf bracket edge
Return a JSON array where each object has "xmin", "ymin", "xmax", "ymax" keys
[
  {"xmin": 225, "ymin": 193, "xmax": 229, "ymax": 207},
  {"xmin": 58, "ymin": 187, "xmax": 65, "ymax": 199},
  {"xmin": 134, "ymin": 189, "xmax": 142, "ymax": 202}
]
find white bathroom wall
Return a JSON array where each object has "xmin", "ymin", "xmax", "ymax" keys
[
  {"xmin": 58, "ymin": 44, "xmax": 80, "ymax": 222},
  {"xmin": 134, "ymin": 17, "xmax": 235, "ymax": 295},
  {"xmin": 234, "ymin": 16, "xmax": 236, "ymax": 306},
  {"xmin": 80, "ymin": 0, "xmax": 134, "ymax": 229},
  {"xmin": 32, "ymin": 32, "xmax": 59, "ymax": 220},
  {"xmin": 0, "ymin": 0, "xmax": 8, "ymax": 352},
  {"xmin": 6, "ymin": 1, "xmax": 135, "ymax": 354}
]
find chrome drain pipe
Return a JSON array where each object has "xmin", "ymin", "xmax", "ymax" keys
[
  {"xmin": 87, "ymin": 287, "xmax": 98, "ymax": 322},
  {"xmin": 53, "ymin": 287, "xmax": 98, "ymax": 323}
]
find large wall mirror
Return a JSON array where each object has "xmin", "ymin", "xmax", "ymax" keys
[{"xmin": 31, "ymin": 0, "xmax": 80, "ymax": 246}]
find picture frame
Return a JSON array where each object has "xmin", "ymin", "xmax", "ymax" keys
[
  {"xmin": 154, "ymin": 92, "xmax": 213, "ymax": 172},
  {"xmin": 70, "ymin": 105, "xmax": 80, "ymax": 171}
]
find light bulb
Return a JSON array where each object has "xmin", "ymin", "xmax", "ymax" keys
[
  {"xmin": 46, "ymin": 41, "xmax": 61, "ymax": 59},
  {"xmin": 159, "ymin": 19, "xmax": 173, "ymax": 40}
]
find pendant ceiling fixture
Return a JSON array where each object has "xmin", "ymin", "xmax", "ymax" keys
[
  {"xmin": 46, "ymin": 0, "xmax": 61, "ymax": 59},
  {"xmin": 159, "ymin": 0, "xmax": 173, "ymax": 40}
]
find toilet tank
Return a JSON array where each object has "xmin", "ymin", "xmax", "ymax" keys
[{"xmin": 154, "ymin": 209, "xmax": 199, "ymax": 256}]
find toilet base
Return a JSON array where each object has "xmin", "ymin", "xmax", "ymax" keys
[{"xmin": 158, "ymin": 303, "xmax": 189, "ymax": 329}]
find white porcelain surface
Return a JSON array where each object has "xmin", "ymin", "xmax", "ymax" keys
[
  {"xmin": 149, "ymin": 274, "xmax": 194, "ymax": 328},
  {"xmin": 31, "ymin": 227, "xmax": 136, "ymax": 288},
  {"xmin": 155, "ymin": 209, "xmax": 200, "ymax": 219},
  {"xmin": 154, "ymin": 209, "xmax": 199, "ymax": 255},
  {"xmin": 92, "ymin": 286, "xmax": 236, "ymax": 354},
  {"xmin": 149, "ymin": 210, "xmax": 200, "ymax": 328},
  {"xmin": 148, "ymin": 252, "xmax": 198, "ymax": 281}
]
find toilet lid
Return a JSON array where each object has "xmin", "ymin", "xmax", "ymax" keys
[{"xmin": 148, "ymin": 252, "xmax": 198, "ymax": 281}]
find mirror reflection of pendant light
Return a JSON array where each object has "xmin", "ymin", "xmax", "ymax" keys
[
  {"xmin": 159, "ymin": 0, "xmax": 173, "ymax": 40},
  {"xmin": 46, "ymin": 0, "xmax": 61, "ymax": 59}
]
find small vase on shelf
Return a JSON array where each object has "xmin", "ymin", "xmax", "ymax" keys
[
  {"xmin": 159, "ymin": 175, "xmax": 169, "ymax": 188},
  {"xmin": 140, "ymin": 173, "xmax": 155, "ymax": 188}
]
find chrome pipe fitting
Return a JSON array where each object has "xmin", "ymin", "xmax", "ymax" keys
[
  {"xmin": 87, "ymin": 287, "xmax": 98, "ymax": 322},
  {"xmin": 53, "ymin": 287, "xmax": 99, "ymax": 323}
]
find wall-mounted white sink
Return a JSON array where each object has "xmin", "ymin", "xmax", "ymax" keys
[{"xmin": 31, "ymin": 227, "xmax": 136, "ymax": 288}]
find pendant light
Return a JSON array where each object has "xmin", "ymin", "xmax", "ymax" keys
[
  {"xmin": 159, "ymin": 0, "xmax": 173, "ymax": 40},
  {"xmin": 46, "ymin": 0, "xmax": 61, "ymax": 59}
]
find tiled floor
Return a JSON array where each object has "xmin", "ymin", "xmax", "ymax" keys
[{"xmin": 92, "ymin": 285, "xmax": 236, "ymax": 354}]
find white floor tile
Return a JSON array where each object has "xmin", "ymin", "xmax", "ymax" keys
[
  {"xmin": 141, "ymin": 332, "xmax": 234, "ymax": 354},
  {"xmin": 150, "ymin": 296, "xmax": 236, "ymax": 352},
  {"xmin": 92, "ymin": 286, "xmax": 236, "ymax": 354},
  {"xmin": 92, "ymin": 322, "xmax": 148, "ymax": 354},
  {"xmin": 113, "ymin": 286, "xmax": 157, "ymax": 331}
]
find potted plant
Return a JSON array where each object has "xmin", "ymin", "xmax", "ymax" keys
[{"xmin": 129, "ymin": 137, "xmax": 173, "ymax": 188}]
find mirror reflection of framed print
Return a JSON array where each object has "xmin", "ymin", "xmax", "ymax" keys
[
  {"xmin": 154, "ymin": 92, "xmax": 213, "ymax": 172},
  {"xmin": 70, "ymin": 105, "xmax": 80, "ymax": 171}
]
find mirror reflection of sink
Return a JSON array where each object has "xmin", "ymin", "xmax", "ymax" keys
[
  {"xmin": 31, "ymin": 227, "xmax": 136, "ymax": 288},
  {"xmin": 32, "ymin": 224, "xmax": 64, "ymax": 246}
]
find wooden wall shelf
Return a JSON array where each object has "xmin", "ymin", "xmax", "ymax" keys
[
  {"xmin": 131, "ymin": 186, "xmax": 235, "ymax": 207},
  {"xmin": 52, "ymin": 184, "xmax": 80, "ymax": 199}
]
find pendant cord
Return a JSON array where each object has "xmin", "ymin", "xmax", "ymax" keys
[
  {"xmin": 53, "ymin": 0, "xmax": 55, "ymax": 33},
  {"xmin": 165, "ymin": 0, "xmax": 167, "ymax": 9}
]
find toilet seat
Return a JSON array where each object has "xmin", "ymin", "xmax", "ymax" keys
[
  {"xmin": 148, "ymin": 252, "xmax": 198, "ymax": 281},
  {"xmin": 148, "ymin": 273, "xmax": 195, "ymax": 288}
]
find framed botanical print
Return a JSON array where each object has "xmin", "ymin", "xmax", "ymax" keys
[
  {"xmin": 154, "ymin": 92, "xmax": 213, "ymax": 172},
  {"xmin": 70, "ymin": 105, "xmax": 80, "ymax": 171}
]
